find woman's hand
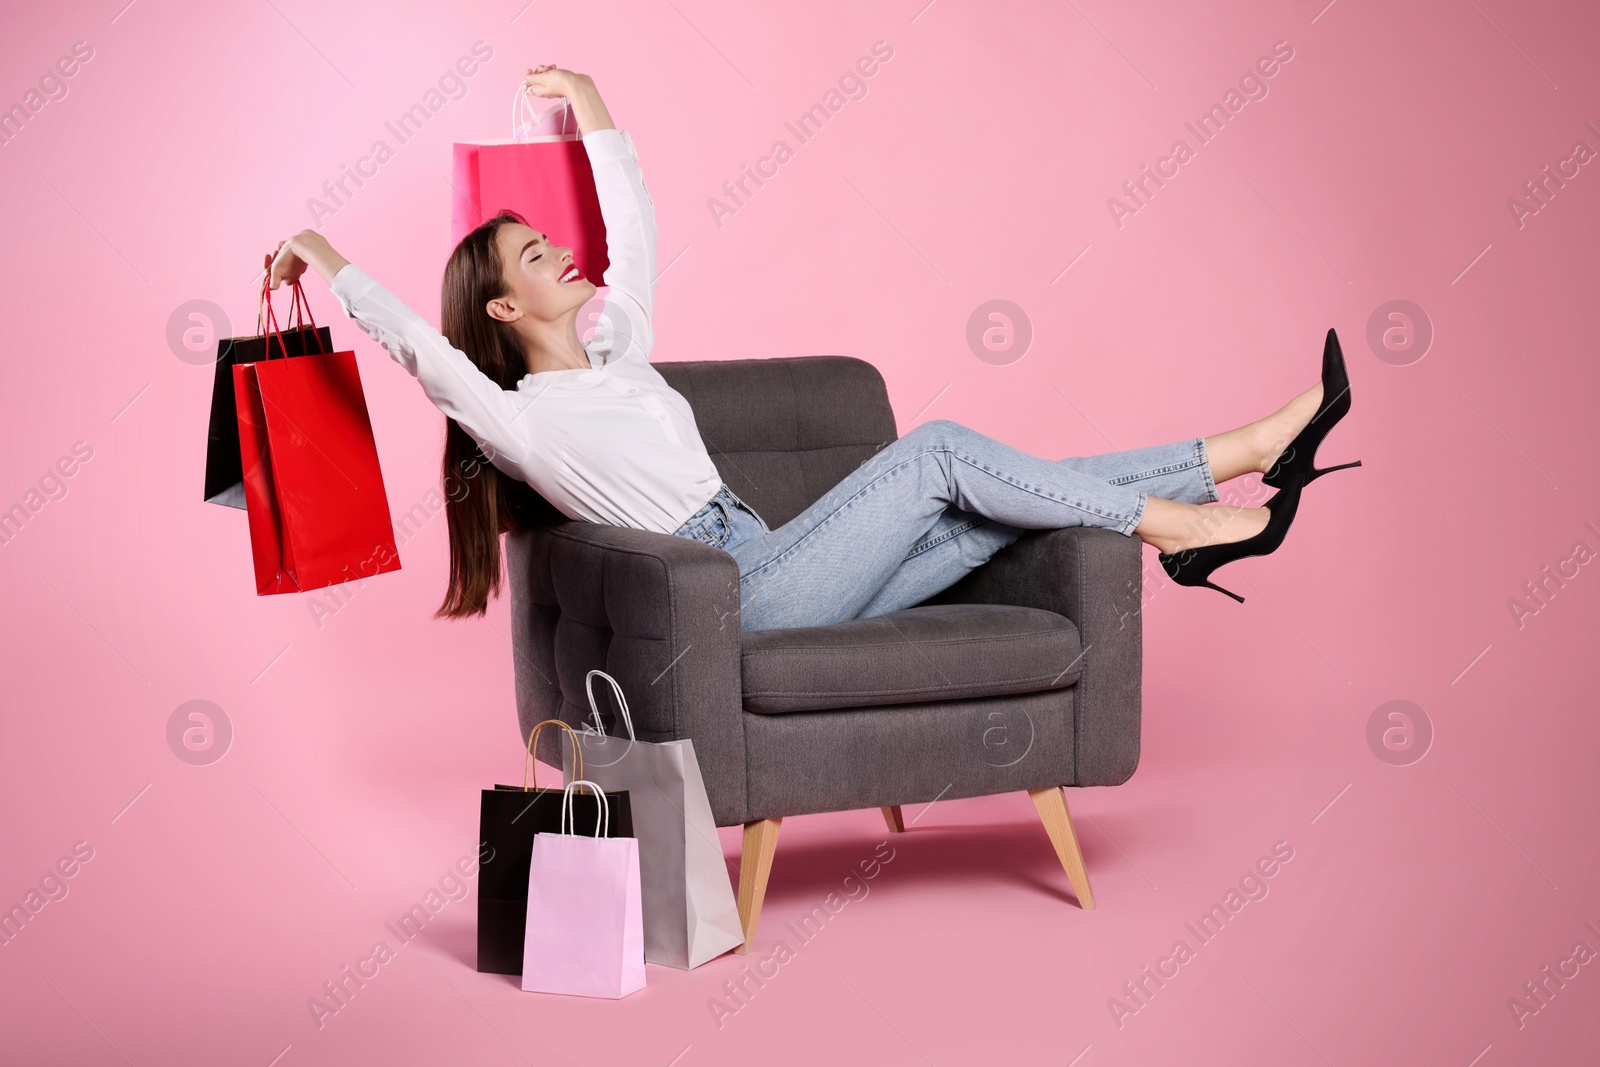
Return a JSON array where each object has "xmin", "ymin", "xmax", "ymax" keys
[
  {"xmin": 267, "ymin": 230, "xmax": 350, "ymax": 289},
  {"xmin": 521, "ymin": 64, "xmax": 614, "ymax": 135},
  {"xmin": 522, "ymin": 64, "xmax": 589, "ymax": 100},
  {"xmin": 266, "ymin": 240, "xmax": 305, "ymax": 290}
]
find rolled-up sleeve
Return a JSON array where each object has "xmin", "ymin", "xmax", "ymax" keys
[
  {"xmin": 583, "ymin": 128, "xmax": 657, "ymax": 364},
  {"xmin": 329, "ymin": 262, "xmax": 533, "ymax": 466}
]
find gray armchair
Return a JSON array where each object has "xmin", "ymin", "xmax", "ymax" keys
[{"xmin": 506, "ymin": 355, "xmax": 1142, "ymax": 949}]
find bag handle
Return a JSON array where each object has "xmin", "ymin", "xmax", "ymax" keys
[
  {"xmin": 511, "ymin": 82, "xmax": 574, "ymax": 142},
  {"xmin": 256, "ymin": 254, "xmax": 275, "ymax": 336},
  {"xmin": 257, "ymin": 274, "xmax": 292, "ymax": 362},
  {"xmin": 523, "ymin": 718, "xmax": 584, "ymax": 790},
  {"xmin": 560, "ymin": 780, "xmax": 609, "ymax": 837},
  {"xmin": 286, "ymin": 280, "xmax": 327, "ymax": 355},
  {"xmin": 253, "ymin": 275, "xmax": 323, "ymax": 361},
  {"xmin": 584, "ymin": 669, "xmax": 636, "ymax": 741}
]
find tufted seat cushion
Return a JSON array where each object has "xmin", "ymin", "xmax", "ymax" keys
[{"xmin": 739, "ymin": 603, "xmax": 1084, "ymax": 714}]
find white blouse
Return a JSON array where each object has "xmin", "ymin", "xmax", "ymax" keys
[{"xmin": 328, "ymin": 127, "xmax": 722, "ymax": 533}]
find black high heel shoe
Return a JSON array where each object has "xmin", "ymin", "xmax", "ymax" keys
[
  {"xmin": 1157, "ymin": 478, "xmax": 1305, "ymax": 603},
  {"xmin": 1262, "ymin": 327, "xmax": 1364, "ymax": 488}
]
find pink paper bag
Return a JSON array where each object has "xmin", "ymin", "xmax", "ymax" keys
[
  {"xmin": 450, "ymin": 85, "xmax": 610, "ymax": 280},
  {"xmin": 521, "ymin": 781, "xmax": 645, "ymax": 999}
]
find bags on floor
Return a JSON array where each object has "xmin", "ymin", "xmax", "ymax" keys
[
  {"xmin": 477, "ymin": 719, "xmax": 634, "ymax": 976},
  {"xmin": 204, "ymin": 284, "xmax": 331, "ymax": 509},
  {"xmin": 562, "ymin": 669, "xmax": 745, "ymax": 969},
  {"xmin": 450, "ymin": 84, "xmax": 609, "ymax": 280},
  {"xmin": 521, "ymin": 781, "xmax": 646, "ymax": 999},
  {"xmin": 232, "ymin": 280, "xmax": 401, "ymax": 595}
]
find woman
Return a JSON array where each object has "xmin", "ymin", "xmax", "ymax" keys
[{"xmin": 269, "ymin": 65, "xmax": 1361, "ymax": 630}]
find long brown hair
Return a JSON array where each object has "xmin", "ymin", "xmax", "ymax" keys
[{"xmin": 435, "ymin": 209, "xmax": 560, "ymax": 619}]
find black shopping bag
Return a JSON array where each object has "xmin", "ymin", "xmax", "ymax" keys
[
  {"xmin": 477, "ymin": 719, "xmax": 633, "ymax": 975},
  {"xmin": 204, "ymin": 282, "xmax": 332, "ymax": 509}
]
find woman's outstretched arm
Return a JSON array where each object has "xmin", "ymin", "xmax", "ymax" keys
[{"xmin": 267, "ymin": 232, "xmax": 540, "ymax": 472}]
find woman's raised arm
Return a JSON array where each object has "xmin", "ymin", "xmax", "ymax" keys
[{"xmin": 524, "ymin": 66, "xmax": 657, "ymax": 363}]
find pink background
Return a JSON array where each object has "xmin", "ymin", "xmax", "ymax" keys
[{"xmin": 3, "ymin": 0, "xmax": 1598, "ymax": 1064}]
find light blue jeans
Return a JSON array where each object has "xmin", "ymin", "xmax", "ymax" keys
[{"xmin": 671, "ymin": 419, "xmax": 1219, "ymax": 632}]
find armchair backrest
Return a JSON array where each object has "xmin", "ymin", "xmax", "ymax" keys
[{"xmin": 654, "ymin": 355, "xmax": 898, "ymax": 528}]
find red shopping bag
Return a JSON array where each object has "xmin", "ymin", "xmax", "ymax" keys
[
  {"xmin": 233, "ymin": 279, "xmax": 400, "ymax": 596},
  {"xmin": 451, "ymin": 85, "xmax": 609, "ymax": 279}
]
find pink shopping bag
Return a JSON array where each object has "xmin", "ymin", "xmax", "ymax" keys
[
  {"xmin": 450, "ymin": 84, "xmax": 609, "ymax": 280},
  {"xmin": 521, "ymin": 781, "xmax": 645, "ymax": 999}
]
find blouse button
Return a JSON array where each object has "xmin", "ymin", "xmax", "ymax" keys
[
  {"xmin": 628, "ymin": 388, "xmax": 637, "ymax": 394},
  {"xmin": 658, "ymin": 414, "xmax": 667, "ymax": 420}
]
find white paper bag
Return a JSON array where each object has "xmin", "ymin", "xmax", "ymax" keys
[{"xmin": 562, "ymin": 670, "xmax": 745, "ymax": 969}]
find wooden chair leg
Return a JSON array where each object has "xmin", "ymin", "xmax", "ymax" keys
[
  {"xmin": 1028, "ymin": 787, "xmax": 1096, "ymax": 910},
  {"xmin": 735, "ymin": 817, "xmax": 782, "ymax": 953},
  {"xmin": 881, "ymin": 805, "xmax": 905, "ymax": 833}
]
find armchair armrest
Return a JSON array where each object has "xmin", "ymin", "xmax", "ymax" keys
[
  {"xmin": 505, "ymin": 521, "xmax": 750, "ymax": 825},
  {"xmin": 924, "ymin": 526, "xmax": 1143, "ymax": 786}
]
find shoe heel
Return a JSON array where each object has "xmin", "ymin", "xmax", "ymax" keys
[
  {"xmin": 1306, "ymin": 459, "xmax": 1363, "ymax": 484},
  {"xmin": 1201, "ymin": 578, "xmax": 1246, "ymax": 603}
]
